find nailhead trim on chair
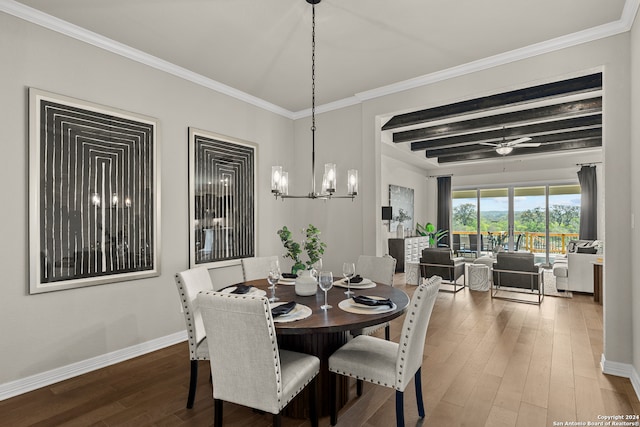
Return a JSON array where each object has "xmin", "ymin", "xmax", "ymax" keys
[{"xmin": 200, "ymin": 291, "xmax": 320, "ymax": 411}]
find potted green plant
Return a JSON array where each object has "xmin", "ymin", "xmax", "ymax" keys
[
  {"xmin": 417, "ymin": 222, "xmax": 448, "ymax": 247},
  {"xmin": 277, "ymin": 224, "xmax": 327, "ymax": 296}
]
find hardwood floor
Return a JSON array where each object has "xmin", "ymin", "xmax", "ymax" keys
[{"xmin": 2, "ymin": 274, "xmax": 638, "ymax": 426}]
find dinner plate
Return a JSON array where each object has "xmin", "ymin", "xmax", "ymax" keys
[
  {"xmin": 220, "ymin": 286, "xmax": 267, "ymax": 297},
  {"xmin": 270, "ymin": 302, "xmax": 313, "ymax": 323},
  {"xmin": 338, "ymin": 298, "xmax": 397, "ymax": 315}
]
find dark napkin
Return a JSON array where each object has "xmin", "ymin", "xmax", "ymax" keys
[
  {"xmin": 281, "ymin": 273, "xmax": 298, "ymax": 279},
  {"xmin": 352, "ymin": 295, "xmax": 393, "ymax": 308},
  {"xmin": 345, "ymin": 275, "xmax": 364, "ymax": 283},
  {"xmin": 230, "ymin": 284, "xmax": 253, "ymax": 294},
  {"xmin": 271, "ymin": 301, "xmax": 297, "ymax": 317}
]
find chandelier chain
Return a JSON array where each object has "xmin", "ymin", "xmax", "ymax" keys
[{"xmin": 311, "ymin": 3, "xmax": 316, "ymax": 132}]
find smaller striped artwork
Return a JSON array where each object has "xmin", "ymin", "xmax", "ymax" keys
[
  {"xmin": 189, "ymin": 128, "xmax": 256, "ymax": 268},
  {"xmin": 29, "ymin": 89, "xmax": 160, "ymax": 294}
]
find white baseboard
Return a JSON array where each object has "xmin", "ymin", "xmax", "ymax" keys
[
  {"xmin": 0, "ymin": 331, "xmax": 187, "ymax": 401},
  {"xmin": 601, "ymin": 353, "xmax": 640, "ymax": 401}
]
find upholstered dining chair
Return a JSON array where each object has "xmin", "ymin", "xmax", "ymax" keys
[
  {"xmin": 351, "ymin": 254, "xmax": 397, "ymax": 341},
  {"xmin": 197, "ymin": 291, "xmax": 320, "ymax": 427},
  {"xmin": 174, "ymin": 267, "xmax": 218, "ymax": 408},
  {"xmin": 328, "ymin": 276, "xmax": 441, "ymax": 427},
  {"xmin": 241, "ymin": 256, "xmax": 280, "ymax": 281}
]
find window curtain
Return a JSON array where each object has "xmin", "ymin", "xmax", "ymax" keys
[
  {"xmin": 577, "ymin": 165, "xmax": 597, "ymax": 240},
  {"xmin": 437, "ymin": 176, "xmax": 452, "ymax": 247}
]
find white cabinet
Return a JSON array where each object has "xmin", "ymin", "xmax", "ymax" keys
[{"xmin": 388, "ymin": 236, "xmax": 429, "ymax": 272}]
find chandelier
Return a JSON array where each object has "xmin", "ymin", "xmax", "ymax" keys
[{"xmin": 271, "ymin": 0, "xmax": 358, "ymax": 200}]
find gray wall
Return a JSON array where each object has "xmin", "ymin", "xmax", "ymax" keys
[{"xmin": 0, "ymin": 12, "xmax": 294, "ymax": 384}]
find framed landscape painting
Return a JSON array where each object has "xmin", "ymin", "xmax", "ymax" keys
[
  {"xmin": 188, "ymin": 128, "xmax": 256, "ymax": 268},
  {"xmin": 29, "ymin": 88, "xmax": 160, "ymax": 294}
]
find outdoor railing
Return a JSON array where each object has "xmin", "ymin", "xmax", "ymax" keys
[{"xmin": 453, "ymin": 231, "xmax": 579, "ymax": 254}]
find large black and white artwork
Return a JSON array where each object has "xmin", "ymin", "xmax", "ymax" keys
[
  {"xmin": 389, "ymin": 184, "xmax": 414, "ymax": 233},
  {"xmin": 189, "ymin": 128, "xmax": 255, "ymax": 268},
  {"xmin": 29, "ymin": 88, "xmax": 160, "ymax": 294}
]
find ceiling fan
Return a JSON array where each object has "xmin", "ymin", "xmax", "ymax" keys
[{"xmin": 479, "ymin": 135, "xmax": 541, "ymax": 155}]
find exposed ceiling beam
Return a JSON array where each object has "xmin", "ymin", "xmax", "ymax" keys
[
  {"xmin": 410, "ymin": 114, "xmax": 602, "ymax": 151},
  {"xmin": 435, "ymin": 138, "xmax": 602, "ymax": 163},
  {"xmin": 382, "ymin": 73, "xmax": 602, "ymax": 131},
  {"xmin": 393, "ymin": 97, "xmax": 602, "ymax": 143}
]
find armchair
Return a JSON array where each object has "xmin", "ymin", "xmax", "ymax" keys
[
  {"xmin": 419, "ymin": 248, "xmax": 465, "ymax": 293},
  {"xmin": 492, "ymin": 252, "xmax": 544, "ymax": 304}
]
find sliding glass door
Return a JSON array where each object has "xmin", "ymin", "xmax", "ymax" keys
[{"xmin": 453, "ymin": 184, "xmax": 581, "ymax": 264}]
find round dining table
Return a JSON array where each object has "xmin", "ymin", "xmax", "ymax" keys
[{"xmin": 243, "ymin": 278, "xmax": 410, "ymax": 419}]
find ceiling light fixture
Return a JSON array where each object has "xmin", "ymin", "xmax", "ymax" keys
[
  {"xmin": 495, "ymin": 146, "xmax": 514, "ymax": 155},
  {"xmin": 271, "ymin": 0, "xmax": 358, "ymax": 200}
]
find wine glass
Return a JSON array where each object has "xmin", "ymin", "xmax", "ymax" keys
[
  {"xmin": 342, "ymin": 262, "xmax": 356, "ymax": 297},
  {"xmin": 318, "ymin": 271, "xmax": 334, "ymax": 310},
  {"xmin": 267, "ymin": 265, "xmax": 281, "ymax": 303}
]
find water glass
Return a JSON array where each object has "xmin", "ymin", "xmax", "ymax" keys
[
  {"xmin": 342, "ymin": 262, "xmax": 355, "ymax": 296},
  {"xmin": 267, "ymin": 269, "xmax": 280, "ymax": 302},
  {"xmin": 318, "ymin": 270, "xmax": 334, "ymax": 310}
]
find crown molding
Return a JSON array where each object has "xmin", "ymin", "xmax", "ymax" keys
[
  {"xmin": 2, "ymin": 0, "xmax": 638, "ymax": 120},
  {"xmin": 0, "ymin": 0, "xmax": 296, "ymax": 119}
]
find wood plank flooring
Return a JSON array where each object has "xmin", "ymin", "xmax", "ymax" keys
[{"xmin": 1, "ymin": 274, "xmax": 638, "ymax": 426}]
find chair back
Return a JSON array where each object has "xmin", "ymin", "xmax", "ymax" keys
[
  {"xmin": 241, "ymin": 256, "xmax": 280, "ymax": 281},
  {"xmin": 395, "ymin": 276, "xmax": 440, "ymax": 391},
  {"xmin": 174, "ymin": 267, "xmax": 215, "ymax": 360},
  {"xmin": 356, "ymin": 255, "xmax": 397, "ymax": 286},
  {"xmin": 420, "ymin": 248, "xmax": 453, "ymax": 265},
  {"xmin": 197, "ymin": 291, "xmax": 283, "ymax": 414}
]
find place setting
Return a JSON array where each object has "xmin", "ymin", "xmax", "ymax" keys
[
  {"xmin": 333, "ymin": 262, "xmax": 377, "ymax": 291},
  {"xmin": 219, "ymin": 284, "xmax": 267, "ymax": 297},
  {"xmin": 338, "ymin": 295, "xmax": 397, "ymax": 315},
  {"xmin": 269, "ymin": 301, "xmax": 312, "ymax": 323}
]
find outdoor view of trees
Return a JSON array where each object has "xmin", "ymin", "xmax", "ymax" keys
[{"xmin": 453, "ymin": 203, "xmax": 580, "ymax": 234}]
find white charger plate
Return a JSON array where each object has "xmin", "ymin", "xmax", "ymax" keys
[{"xmin": 270, "ymin": 302, "xmax": 313, "ymax": 323}]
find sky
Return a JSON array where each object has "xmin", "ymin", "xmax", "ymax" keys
[{"xmin": 454, "ymin": 194, "xmax": 581, "ymax": 211}]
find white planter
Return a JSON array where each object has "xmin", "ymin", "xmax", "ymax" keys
[{"xmin": 295, "ymin": 270, "xmax": 318, "ymax": 296}]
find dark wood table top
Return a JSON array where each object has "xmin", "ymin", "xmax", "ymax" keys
[{"xmin": 243, "ymin": 279, "xmax": 410, "ymax": 335}]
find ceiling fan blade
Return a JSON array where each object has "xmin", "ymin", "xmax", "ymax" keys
[
  {"xmin": 478, "ymin": 142, "xmax": 499, "ymax": 147},
  {"xmin": 512, "ymin": 142, "xmax": 541, "ymax": 148},
  {"xmin": 506, "ymin": 137, "xmax": 532, "ymax": 147}
]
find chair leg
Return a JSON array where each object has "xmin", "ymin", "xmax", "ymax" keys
[
  {"xmin": 187, "ymin": 360, "xmax": 198, "ymax": 409},
  {"xmin": 273, "ymin": 413, "xmax": 281, "ymax": 427},
  {"xmin": 330, "ymin": 372, "xmax": 337, "ymax": 426},
  {"xmin": 395, "ymin": 390, "xmax": 405, "ymax": 427},
  {"xmin": 309, "ymin": 377, "xmax": 318, "ymax": 427},
  {"xmin": 214, "ymin": 399, "xmax": 223, "ymax": 427},
  {"xmin": 357, "ymin": 379, "xmax": 363, "ymax": 396},
  {"xmin": 415, "ymin": 368, "xmax": 425, "ymax": 418},
  {"xmin": 385, "ymin": 324, "xmax": 390, "ymax": 341}
]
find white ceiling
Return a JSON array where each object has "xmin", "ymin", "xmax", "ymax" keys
[{"xmin": 5, "ymin": 0, "xmax": 636, "ymax": 116}]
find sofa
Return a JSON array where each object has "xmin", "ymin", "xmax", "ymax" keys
[{"xmin": 552, "ymin": 240, "xmax": 602, "ymax": 293}]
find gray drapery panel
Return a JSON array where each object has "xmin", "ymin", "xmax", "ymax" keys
[
  {"xmin": 577, "ymin": 165, "xmax": 597, "ymax": 240},
  {"xmin": 437, "ymin": 176, "xmax": 452, "ymax": 247}
]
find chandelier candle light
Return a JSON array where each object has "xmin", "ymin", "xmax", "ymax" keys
[{"xmin": 271, "ymin": 0, "xmax": 358, "ymax": 200}]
